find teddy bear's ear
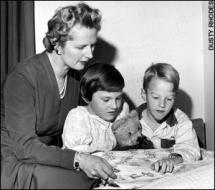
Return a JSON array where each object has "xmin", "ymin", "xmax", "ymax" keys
[
  {"xmin": 112, "ymin": 118, "xmax": 126, "ymax": 131},
  {"xmin": 112, "ymin": 119, "xmax": 122, "ymax": 131},
  {"xmin": 129, "ymin": 110, "xmax": 138, "ymax": 118}
]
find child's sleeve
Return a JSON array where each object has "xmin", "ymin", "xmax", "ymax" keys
[
  {"xmin": 173, "ymin": 119, "xmax": 201, "ymax": 162},
  {"xmin": 62, "ymin": 109, "xmax": 94, "ymax": 153}
]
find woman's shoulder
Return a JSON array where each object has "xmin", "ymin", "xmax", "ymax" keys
[
  {"xmin": 15, "ymin": 51, "xmax": 47, "ymax": 70},
  {"xmin": 6, "ymin": 52, "xmax": 49, "ymax": 82},
  {"xmin": 3, "ymin": 53, "xmax": 48, "ymax": 89}
]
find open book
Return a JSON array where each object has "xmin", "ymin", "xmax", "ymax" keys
[{"xmin": 93, "ymin": 148, "xmax": 214, "ymax": 189}]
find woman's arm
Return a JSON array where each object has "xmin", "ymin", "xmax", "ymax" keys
[{"xmin": 3, "ymin": 71, "xmax": 76, "ymax": 169}]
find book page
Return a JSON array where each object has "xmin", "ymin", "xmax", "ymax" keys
[
  {"xmin": 144, "ymin": 162, "xmax": 214, "ymax": 189},
  {"xmin": 93, "ymin": 148, "xmax": 214, "ymax": 189}
]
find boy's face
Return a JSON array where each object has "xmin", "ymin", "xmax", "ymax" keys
[
  {"xmin": 142, "ymin": 78, "xmax": 176, "ymax": 122},
  {"xmin": 87, "ymin": 90, "xmax": 123, "ymax": 122}
]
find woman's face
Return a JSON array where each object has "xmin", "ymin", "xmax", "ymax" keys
[
  {"xmin": 60, "ymin": 24, "xmax": 98, "ymax": 70},
  {"xmin": 87, "ymin": 90, "xmax": 123, "ymax": 122}
]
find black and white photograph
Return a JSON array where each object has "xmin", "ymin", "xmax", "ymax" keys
[{"xmin": 1, "ymin": 1, "xmax": 214, "ymax": 189}]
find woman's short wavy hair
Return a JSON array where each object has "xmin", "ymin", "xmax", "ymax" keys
[
  {"xmin": 143, "ymin": 63, "xmax": 180, "ymax": 92},
  {"xmin": 43, "ymin": 2, "xmax": 102, "ymax": 52},
  {"xmin": 80, "ymin": 63, "xmax": 125, "ymax": 102}
]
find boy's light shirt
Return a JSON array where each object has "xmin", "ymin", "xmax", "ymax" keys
[
  {"xmin": 140, "ymin": 108, "xmax": 201, "ymax": 162},
  {"xmin": 62, "ymin": 102, "xmax": 129, "ymax": 153}
]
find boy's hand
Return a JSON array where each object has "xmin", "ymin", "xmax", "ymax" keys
[
  {"xmin": 150, "ymin": 153, "xmax": 183, "ymax": 173},
  {"xmin": 151, "ymin": 158, "xmax": 174, "ymax": 173}
]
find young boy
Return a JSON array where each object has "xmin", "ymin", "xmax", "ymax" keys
[{"xmin": 137, "ymin": 63, "xmax": 201, "ymax": 173}]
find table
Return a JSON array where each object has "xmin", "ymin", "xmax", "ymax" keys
[{"xmin": 93, "ymin": 148, "xmax": 214, "ymax": 189}]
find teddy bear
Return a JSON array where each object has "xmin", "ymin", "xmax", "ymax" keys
[{"xmin": 112, "ymin": 110, "xmax": 154, "ymax": 150}]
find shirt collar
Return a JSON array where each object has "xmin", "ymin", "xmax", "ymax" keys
[{"xmin": 138, "ymin": 103, "xmax": 178, "ymax": 127}]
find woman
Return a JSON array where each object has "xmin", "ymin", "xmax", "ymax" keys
[{"xmin": 1, "ymin": 2, "xmax": 116, "ymax": 189}]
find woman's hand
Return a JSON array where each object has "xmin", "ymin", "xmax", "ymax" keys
[
  {"xmin": 79, "ymin": 153, "xmax": 117, "ymax": 181},
  {"xmin": 151, "ymin": 153, "xmax": 183, "ymax": 174}
]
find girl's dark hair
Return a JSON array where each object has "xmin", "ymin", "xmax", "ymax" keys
[
  {"xmin": 80, "ymin": 63, "xmax": 125, "ymax": 102},
  {"xmin": 43, "ymin": 2, "xmax": 102, "ymax": 52},
  {"xmin": 143, "ymin": 63, "xmax": 180, "ymax": 92}
]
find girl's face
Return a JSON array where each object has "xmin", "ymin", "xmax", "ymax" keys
[
  {"xmin": 60, "ymin": 24, "xmax": 97, "ymax": 70},
  {"xmin": 142, "ymin": 78, "xmax": 176, "ymax": 123},
  {"xmin": 87, "ymin": 90, "xmax": 123, "ymax": 122}
]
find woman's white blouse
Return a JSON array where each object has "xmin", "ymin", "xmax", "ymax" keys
[{"xmin": 62, "ymin": 103, "xmax": 129, "ymax": 153}]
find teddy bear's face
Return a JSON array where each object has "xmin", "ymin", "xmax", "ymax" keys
[{"xmin": 112, "ymin": 110, "xmax": 143, "ymax": 147}]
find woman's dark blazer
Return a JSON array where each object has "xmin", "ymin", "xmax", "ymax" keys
[{"xmin": 1, "ymin": 51, "xmax": 98, "ymax": 189}]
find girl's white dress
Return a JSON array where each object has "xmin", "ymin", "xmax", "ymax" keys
[{"xmin": 62, "ymin": 103, "xmax": 129, "ymax": 153}]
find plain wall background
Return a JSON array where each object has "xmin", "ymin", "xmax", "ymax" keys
[{"xmin": 35, "ymin": 1, "xmax": 214, "ymax": 150}]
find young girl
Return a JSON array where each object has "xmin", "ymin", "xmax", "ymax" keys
[{"xmin": 62, "ymin": 63, "xmax": 129, "ymax": 153}]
